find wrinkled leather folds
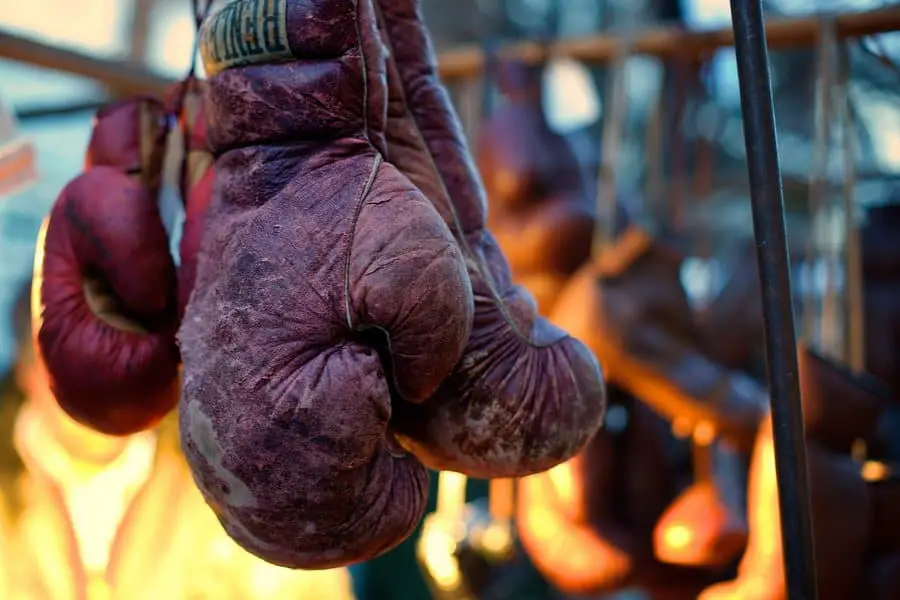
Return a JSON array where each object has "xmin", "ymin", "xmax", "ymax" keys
[
  {"xmin": 376, "ymin": 0, "xmax": 606, "ymax": 478},
  {"xmin": 179, "ymin": 0, "xmax": 473, "ymax": 569},
  {"xmin": 34, "ymin": 97, "xmax": 180, "ymax": 436}
]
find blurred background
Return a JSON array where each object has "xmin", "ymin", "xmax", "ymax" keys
[
  {"xmin": 2, "ymin": 1, "xmax": 900, "ymax": 599},
  {"xmin": 3, "ymin": 0, "xmax": 900, "ymax": 370}
]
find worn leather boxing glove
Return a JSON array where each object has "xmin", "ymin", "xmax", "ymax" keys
[
  {"xmin": 34, "ymin": 97, "xmax": 180, "ymax": 436},
  {"xmin": 697, "ymin": 347, "xmax": 894, "ymax": 600},
  {"xmin": 377, "ymin": 0, "xmax": 606, "ymax": 477},
  {"xmin": 179, "ymin": 0, "xmax": 473, "ymax": 569},
  {"xmin": 862, "ymin": 203, "xmax": 900, "ymax": 396},
  {"xmin": 478, "ymin": 59, "xmax": 593, "ymax": 316}
]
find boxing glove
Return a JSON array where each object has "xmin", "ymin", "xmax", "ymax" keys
[
  {"xmin": 179, "ymin": 0, "xmax": 472, "ymax": 569},
  {"xmin": 34, "ymin": 97, "xmax": 180, "ymax": 436},
  {"xmin": 797, "ymin": 344, "xmax": 888, "ymax": 454},
  {"xmin": 550, "ymin": 223, "xmax": 765, "ymax": 451},
  {"xmin": 516, "ymin": 387, "xmax": 714, "ymax": 598},
  {"xmin": 862, "ymin": 203, "xmax": 900, "ymax": 396},
  {"xmin": 478, "ymin": 59, "xmax": 593, "ymax": 316},
  {"xmin": 698, "ymin": 419, "xmax": 870, "ymax": 600},
  {"xmin": 171, "ymin": 78, "xmax": 215, "ymax": 316},
  {"xmin": 376, "ymin": 0, "xmax": 606, "ymax": 478}
]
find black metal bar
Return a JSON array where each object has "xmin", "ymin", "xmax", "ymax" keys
[{"xmin": 728, "ymin": 2, "xmax": 818, "ymax": 599}]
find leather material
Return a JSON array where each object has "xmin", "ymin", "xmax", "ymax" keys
[
  {"xmin": 862, "ymin": 204, "xmax": 900, "ymax": 395},
  {"xmin": 178, "ymin": 0, "xmax": 473, "ymax": 569},
  {"xmin": 864, "ymin": 553, "xmax": 900, "ymax": 600},
  {"xmin": 171, "ymin": 79, "xmax": 215, "ymax": 316},
  {"xmin": 698, "ymin": 420, "xmax": 870, "ymax": 600},
  {"xmin": 34, "ymin": 98, "xmax": 180, "ymax": 436},
  {"xmin": 797, "ymin": 344, "xmax": 888, "ymax": 453},
  {"xmin": 376, "ymin": 0, "xmax": 606, "ymax": 478}
]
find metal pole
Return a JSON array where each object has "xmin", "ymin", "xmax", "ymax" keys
[{"xmin": 728, "ymin": 2, "xmax": 818, "ymax": 599}]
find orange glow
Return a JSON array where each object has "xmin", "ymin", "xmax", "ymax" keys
[{"xmin": 662, "ymin": 524, "xmax": 695, "ymax": 552}]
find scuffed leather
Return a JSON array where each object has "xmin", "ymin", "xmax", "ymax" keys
[
  {"xmin": 377, "ymin": 0, "xmax": 606, "ymax": 478},
  {"xmin": 35, "ymin": 98, "xmax": 180, "ymax": 436},
  {"xmin": 179, "ymin": 0, "xmax": 472, "ymax": 569}
]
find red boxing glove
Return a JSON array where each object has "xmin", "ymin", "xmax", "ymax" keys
[
  {"xmin": 171, "ymin": 78, "xmax": 215, "ymax": 316},
  {"xmin": 34, "ymin": 97, "xmax": 180, "ymax": 436}
]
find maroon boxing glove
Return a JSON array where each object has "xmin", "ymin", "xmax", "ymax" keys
[
  {"xmin": 178, "ymin": 0, "xmax": 472, "ymax": 568},
  {"xmin": 171, "ymin": 78, "xmax": 214, "ymax": 316},
  {"xmin": 34, "ymin": 97, "xmax": 180, "ymax": 436},
  {"xmin": 376, "ymin": 0, "xmax": 605, "ymax": 477}
]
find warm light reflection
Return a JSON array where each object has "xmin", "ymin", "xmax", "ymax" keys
[
  {"xmin": 862, "ymin": 460, "xmax": 893, "ymax": 482},
  {"xmin": 662, "ymin": 524, "xmax": 695, "ymax": 551}
]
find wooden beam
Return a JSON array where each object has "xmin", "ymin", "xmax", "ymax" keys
[
  {"xmin": 1, "ymin": 6, "xmax": 898, "ymax": 94},
  {"xmin": 128, "ymin": 0, "xmax": 157, "ymax": 64},
  {"xmin": 0, "ymin": 30, "xmax": 175, "ymax": 97},
  {"xmin": 437, "ymin": 6, "xmax": 900, "ymax": 80}
]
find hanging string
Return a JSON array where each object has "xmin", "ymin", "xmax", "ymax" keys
[
  {"xmin": 169, "ymin": 0, "xmax": 213, "ymax": 121},
  {"xmin": 690, "ymin": 54, "xmax": 726, "ymax": 311},
  {"xmin": 643, "ymin": 67, "xmax": 665, "ymax": 231},
  {"xmin": 838, "ymin": 41, "xmax": 865, "ymax": 373},
  {"xmin": 802, "ymin": 19, "xmax": 838, "ymax": 350},
  {"xmin": 592, "ymin": 37, "xmax": 632, "ymax": 258},
  {"xmin": 666, "ymin": 54, "xmax": 691, "ymax": 239}
]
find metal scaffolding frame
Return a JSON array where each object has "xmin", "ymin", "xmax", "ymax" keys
[{"xmin": 729, "ymin": 2, "xmax": 817, "ymax": 598}]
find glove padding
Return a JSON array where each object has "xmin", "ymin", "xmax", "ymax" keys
[
  {"xmin": 376, "ymin": 0, "xmax": 606, "ymax": 478},
  {"xmin": 34, "ymin": 98, "xmax": 179, "ymax": 436},
  {"xmin": 179, "ymin": 0, "xmax": 472, "ymax": 569}
]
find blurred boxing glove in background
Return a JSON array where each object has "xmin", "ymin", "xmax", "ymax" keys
[{"xmin": 477, "ymin": 59, "xmax": 594, "ymax": 316}]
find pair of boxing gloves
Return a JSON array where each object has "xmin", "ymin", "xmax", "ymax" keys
[
  {"xmin": 33, "ymin": 0, "xmax": 607, "ymax": 570},
  {"xmin": 34, "ymin": 80, "xmax": 211, "ymax": 435}
]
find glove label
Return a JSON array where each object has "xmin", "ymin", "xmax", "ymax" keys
[{"xmin": 200, "ymin": 0, "xmax": 291, "ymax": 77}]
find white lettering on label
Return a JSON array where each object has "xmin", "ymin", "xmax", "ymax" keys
[{"xmin": 200, "ymin": 0, "xmax": 292, "ymax": 77}]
